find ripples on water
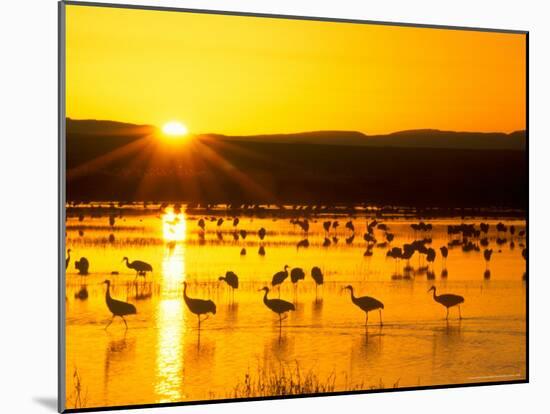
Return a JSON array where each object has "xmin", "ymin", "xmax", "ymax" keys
[{"xmin": 65, "ymin": 204, "xmax": 526, "ymax": 409}]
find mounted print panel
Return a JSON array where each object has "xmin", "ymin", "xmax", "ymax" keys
[{"xmin": 60, "ymin": 1, "xmax": 527, "ymax": 412}]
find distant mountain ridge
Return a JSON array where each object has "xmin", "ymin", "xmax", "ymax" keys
[
  {"xmin": 67, "ymin": 118, "xmax": 526, "ymax": 150},
  {"xmin": 202, "ymin": 129, "xmax": 526, "ymax": 150}
]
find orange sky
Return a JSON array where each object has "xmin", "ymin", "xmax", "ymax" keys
[{"xmin": 65, "ymin": 4, "xmax": 526, "ymax": 135}]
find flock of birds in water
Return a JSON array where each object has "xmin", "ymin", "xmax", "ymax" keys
[{"xmin": 66, "ymin": 211, "xmax": 526, "ymax": 332}]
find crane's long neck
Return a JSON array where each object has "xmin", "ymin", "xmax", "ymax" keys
[
  {"xmin": 263, "ymin": 289, "xmax": 269, "ymax": 305},
  {"xmin": 431, "ymin": 288, "xmax": 437, "ymax": 300},
  {"xmin": 105, "ymin": 283, "xmax": 111, "ymax": 302},
  {"xmin": 348, "ymin": 288, "xmax": 357, "ymax": 304},
  {"xmin": 124, "ymin": 258, "xmax": 130, "ymax": 268}
]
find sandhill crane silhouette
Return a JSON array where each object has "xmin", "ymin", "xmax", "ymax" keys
[
  {"xmin": 345, "ymin": 220, "xmax": 355, "ymax": 233},
  {"xmin": 258, "ymin": 227, "xmax": 267, "ymax": 240},
  {"xmin": 297, "ymin": 239, "xmax": 309, "ymax": 249},
  {"xmin": 296, "ymin": 219, "xmax": 309, "ymax": 233},
  {"xmin": 323, "ymin": 221, "xmax": 331, "ymax": 235},
  {"xmin": 311, "ymin": 266, "xmax": 324, "ymax": 300},
  {"xmin": 272, "ymin": 265, "xmax": 289, "ymax": 292},
  {"xmin": 122, "ymin": 257, "xmax": 153, "ymax": 280},
  {"xmin": 428, "ymin": 286, "xmax": 464, "ymax": 320},
  {"xmin": 183, "ymin": 281, "xmax": 216, "ymax": 330},
  {"xmin": 66, "ymin": 248, "xmax": 71, "ymax": 270},
  {"xmin": 258, "ymin": 246, "xmax": 266, "ymax": 256},
  {"xmin": 377, "ymin": 223, "xmax": 388, "ymax": 231},
  {"xmin": 219, "ymin": 271, "xmax": 239, "ymax": 296},
  {"xmin": 217, "ymin": 218, "xmax": 224, "ymax": 227},
  {"xmin": 290, "ymin": 267, "xmax": 305, "ymax": 295},
  {"xmin": 233, "ymin": 217, "xmax": 239, "ymax": 227},
  {"xmin": 104, "ymin": 280, "xmax": 136, "ymax": 330},
  {"xmin": 75, "ymin": 257, "xmax": 89, "ymax": 275},
  {"xmin": 344, "ymin": 285, "xmax": 384, "ymax": 326},
  {"xmin": 259, "ymin": 287, "xmax": 295, "ymax": 330},
  {"xmin": 480, "ymin": 222, "xmax": 489, "ymax": 234},
  {"xmin": 198, "ymin": 218, "xmax": 205, "ymax": 231}
]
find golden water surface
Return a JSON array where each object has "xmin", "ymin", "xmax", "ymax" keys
[{"xmin": 65, "ymin": 204, "xmax": 526, "ymax": 409}]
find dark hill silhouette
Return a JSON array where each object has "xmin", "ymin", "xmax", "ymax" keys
[
  {"xmin": 67, "ymin": 118, "xmax": 155, "ymax": 136},
  {"xmin": 201, "ymin": 129, "xmax": 525, "ymax": 151},
  {"xmin": 65, "ymin": 119, "xmax": 526, "ymax": 208},
  {"xmin": 67, "ymin": 119, "xmax": 525, "ymax": 150}
]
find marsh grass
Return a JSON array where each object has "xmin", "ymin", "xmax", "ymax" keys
[
  {"xmin": 230, "ymin": 361, "xmax": 399, "ymax": 399},
  {"xmin": 69, "ymin": 367, "xmax": 88, "ymax": 409}
]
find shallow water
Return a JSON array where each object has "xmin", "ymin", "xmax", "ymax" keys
[{"xmin": 65, "ymin": 205, "xmax": 526, "ymax": 409}]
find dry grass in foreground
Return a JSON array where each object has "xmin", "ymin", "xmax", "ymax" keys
[{"xmin": 230, "ymin": 361, "xmax": 399, "ymax": 399}]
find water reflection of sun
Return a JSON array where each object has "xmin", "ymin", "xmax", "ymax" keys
[
  {"xmin": 156, "ymin": 221, "xmax": 187, "ymax": 402},
  {"xmin": 162, "ymin": 207, "xmax": 187, "ymax": 242}
]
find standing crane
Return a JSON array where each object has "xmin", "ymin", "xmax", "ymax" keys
[
  {"xmin": 258, "ymin": 287, "xmax": 295, "ymax": 330},
  {"xmin": 75, "ymin": 257, "xmax": 89, "ymax": 275},
  {"xmin": 219, "ymin": 271, "xmax": 239, "ymax": 301},
  {"xmin": 344, "ymin": 285, "xmax": 384, "ymax": 326},
  {"xmin": 183, "ymin": 281, "xmax": 216, "ymax": 330},
  {"xmin": 271, "ymin": 265, "xmax": 289, "ymax": 295},
  {"xmin": 258, "ymin": 227, "xmax": 267, "ymax": 240},
  {"xmin": 311, "ymin": 266, "xmax": 324, "ymax": 300},
  {"xmin": 428, "ymin": 286, "xmax": 464, "ymax": 320},
  {"xmin": 103, "ymin": 280, "xmax": 136, "ymax": 330},
  {"xmin": 65, "ymin": 248, "xmax": 71, "ymax": 270},
  {"xmin": 122, "ymin": 257, "xmax": 153, "ymax": 280},
  {"xmin": 290, "ymin": 267, "xmax": 305, "ymax": 297}
]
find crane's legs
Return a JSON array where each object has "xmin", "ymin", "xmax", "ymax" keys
[
  {"xmin": 197, "ymin": 314, "xmax": 210, "ymax": 331},
  {"xmin": 365, "ymin": 312, "xmax": 369, "ymax": 326},
  {"xmin": 379, "ymin": 309, "xmax": 383, "ymax": 326},
  {"xmin": 458, "ymin": 305, "xmax": 462, "ymax": 320},
  {"xmin": 105, "ymin": 316, "xmax": 114, "ymax": 330},
  {"xmin": 446, "ymin": 308, "xmax": 449, "ymax": 320},
  {"xmin": 121, "ymin": 316, "xmax": 128, "ymax": 330}
]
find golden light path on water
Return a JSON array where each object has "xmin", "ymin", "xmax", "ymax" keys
[{"xmin": 155, "ymin": 208, "xmax": 186, "ymax": 402}]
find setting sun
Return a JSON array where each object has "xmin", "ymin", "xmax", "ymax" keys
[{"xmin": 162, "ymin": 121, "xmax": 188, "ymax": 137}]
